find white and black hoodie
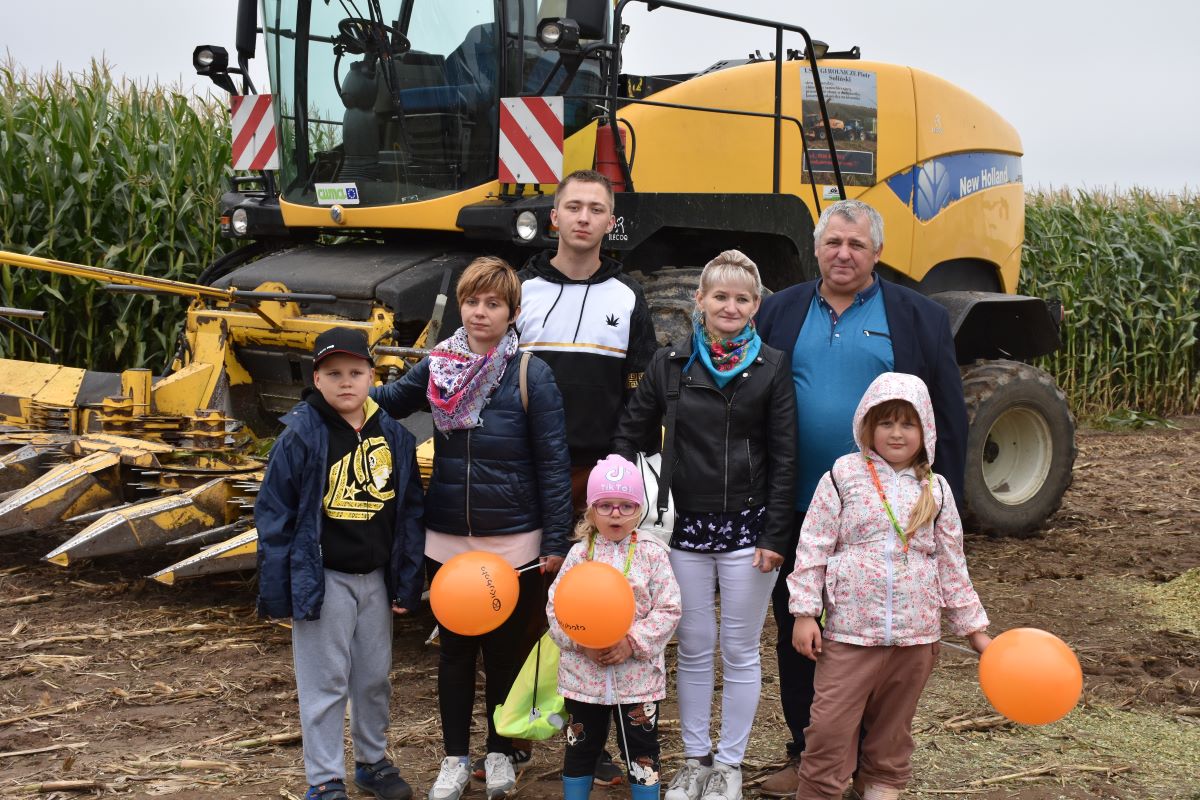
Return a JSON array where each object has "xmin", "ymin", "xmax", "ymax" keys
[{"xmin": 517, "ymin": 251, "xmax": 658, "ymax": 466}]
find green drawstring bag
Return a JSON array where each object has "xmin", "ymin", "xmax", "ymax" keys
[{"xmin": 493, "ymin": 632, "xmax": 566, "ymax": 740}]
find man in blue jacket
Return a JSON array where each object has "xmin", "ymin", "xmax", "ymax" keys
[
  {"xmin": 754, "ymin": 199, "xmax": 969, "ymax": 797},
  {"xmin": 256, "ymin": 328, "xmax": 425, "ymax": 800}
]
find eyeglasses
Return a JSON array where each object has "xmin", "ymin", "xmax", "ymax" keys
[{"xmin": 595, "ymin": 501, "xmax": 639, "ymax": 516}]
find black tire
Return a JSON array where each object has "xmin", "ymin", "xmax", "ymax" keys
[
  {"xmin": 629, "ymin": 267, "xmax": 704, "ymax": 348},
  {"xmin": 961, "ymin": 360, "xmax": 1076, "ymax": 537},
  {"xmin": 633, "ymin": 267, "xmax": 775, "ymax": 348}
]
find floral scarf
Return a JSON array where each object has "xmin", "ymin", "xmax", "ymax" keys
[
  {"xmin": 684, "ymin": 314, "xmax": 762, "ymax": 388},
  {"xmin": 426, "ymin": 327, "xmax": 520, "ymax": 432}
]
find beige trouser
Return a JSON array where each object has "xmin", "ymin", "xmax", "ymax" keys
[{"xmin": 795, "ymin": 640, "xmax": 936, "ymax": 800}]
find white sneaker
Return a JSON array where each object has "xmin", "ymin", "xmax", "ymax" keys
[
  {"xmin": 665, "ymin": 759, "xmax": 713, "ymax": 800},
  {"xmin": 699, "ymin": 763, "xmax": 741, "ymax": 800},
  {"xmin": 429, "ymin": 756, "xmax": 470, "ymax": 800},
  {"xmin": 484, "ymin": 752, "xmax": 516, "ymax": 800}
]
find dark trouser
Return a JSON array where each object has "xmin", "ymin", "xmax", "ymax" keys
[
  {"xmin": 771, "ymin": 511, "xmax": 816, "ymax": 758},
  {"xmin": 562, "ymin": 699, "xmax": 661, "ymax": 785},
  {"xmin": 430, "ymin": 557, "xmax": 547, "ymax": 757},
  {"xmin": 570, "ymin": 465, "xmax": 591, "ymax": 516}
]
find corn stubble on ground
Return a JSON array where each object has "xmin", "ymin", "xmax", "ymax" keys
[{"xmin": 0, "ymin": 423, "xmax": 1198, "ymax": 799}]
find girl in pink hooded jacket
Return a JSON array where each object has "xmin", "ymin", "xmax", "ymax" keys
[
  {"xmin": 787, "ymin": 373, "xmax": 991, "ymax": 800},
  {"xmin": 547, "ymin": 455, "xmax": 682, "ymax": 800}
]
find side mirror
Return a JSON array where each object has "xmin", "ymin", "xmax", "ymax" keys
[{"xmin": 566, "ymin": 0, "xmax": 607, "ymax": 40}]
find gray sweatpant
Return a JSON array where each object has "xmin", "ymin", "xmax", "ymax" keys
[{"xmin": 292, "ymin": 568, "xmax": 393, "ymax": 785}]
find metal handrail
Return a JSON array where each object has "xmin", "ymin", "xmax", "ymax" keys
[{"xmin": 608, "ymin": 0, "xmax": 847, "ymax": 203}]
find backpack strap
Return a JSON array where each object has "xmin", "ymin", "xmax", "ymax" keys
[
  {"xmin": 519, "ymin": 351, "xmax": 531, "ymax": 412},
  {"xmin": 654, "ymin": 357, "xmax": 683, "ymax": 527}
]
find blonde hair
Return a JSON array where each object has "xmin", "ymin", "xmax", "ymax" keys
[
  {"xmin": 572, "ymin": 510, "xmax": 599, "ymax": 542},
  {"xmin": 456, "ymin": 256, "xmax": 521, "ymax": 319},
  {"xmin": 858, "ymin": 399, "xmax": 937, "ymax": 536},
  {"xmin": 698, "ymin": 249, "xmax": 763, "ymax": 299}
]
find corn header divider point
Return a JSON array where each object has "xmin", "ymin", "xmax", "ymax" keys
[{"xmin": 0, "ymin": 249, "xmax": 339, "ymax": 582}]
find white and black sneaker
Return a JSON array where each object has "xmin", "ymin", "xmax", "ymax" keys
[
  {"xmin": 484, "ymin": 752, "xmax": 516, "ymax": 800},
  {"xmin": 472, "ymin": 749, "xmax": 530, "ymax": 780},
  {"xmin": 428, "ymin": 757, "xmax": 470, "ymax": 800}
]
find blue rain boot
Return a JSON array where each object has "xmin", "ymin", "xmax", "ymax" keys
[
  {"xmin": 563, "ymin": 775, "xmax": 593, "ymax": 800},
  {"xmin": 630, "ymin": 781, "xmax": 660, "ymax": 800}
]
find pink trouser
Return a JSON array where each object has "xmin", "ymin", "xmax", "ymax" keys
[{"xmin": 795, "ymin": 640, "xmax": 936, "ymax": 800}]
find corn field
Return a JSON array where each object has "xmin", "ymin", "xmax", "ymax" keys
[
  {"xmin": 2, "ymin": 65, "xmax": 1198, "ymax": 417},
  {"xmin": 0, "ymin": 61, "xmax": 232, "ymax": 372},
  {"xmin": 1022, "ymin": 190, "xmax": 1200, "ymax": 418}
]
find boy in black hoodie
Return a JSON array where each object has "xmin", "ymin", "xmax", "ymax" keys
[
  {"xmin": 516, "ymin": 170, "xmax": 658, "ymax": 508},
  {"xmin": 514, "ymin": 170, "xmax": 657, "ymax": 785},
  {"xmin": 256, "ymin": 328, "xmax": 425, "ymax": 800}
]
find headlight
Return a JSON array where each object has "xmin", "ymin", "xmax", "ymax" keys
[
  {"xmin": 231, "ymin": 208, "xmax": 249, "ymax": 236},
  {"xmin": 538, "ymin": 21, "xmax": 562, "ymax": 47},
  {"xmin": 192, "ymin": 44, "xmax": 228, "ymax": 74},
  {"xmin": 516, "ymin": 211, "xmax": 539, "ymax": 241}
]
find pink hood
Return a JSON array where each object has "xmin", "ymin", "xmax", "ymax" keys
[{"xmin": 851, "ymin": 372, "xmax": 938, "ymax": 467}]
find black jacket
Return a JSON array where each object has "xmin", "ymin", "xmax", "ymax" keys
[
  {"xmin": 255, "ymin": 398, "xmax": 425, "ymax": 620},
  {"xmin": 756, "ymin": 277, "xmax": 969, "ymax": 513},
  {"xmin": 371, "ymin": 353, "xmax": 573, "ymax": 555},
  {"xmin": 517, "ymin": 251, "xmax": 659, "ymax": 466},
  {"xmin": 612, "ymin": 339, "xmax": 798, "ymax": 555}
]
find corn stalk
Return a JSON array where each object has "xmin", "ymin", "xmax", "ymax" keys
[
  {"xmin": 1022, "ymin": 189, "xmax": 1200, "ymax": 418},
  {"xmin": 0, "ymin": 59, "xmax": 232, "ymax": 371}
]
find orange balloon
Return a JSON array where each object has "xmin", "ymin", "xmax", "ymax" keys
[
  {"xmin": 978, "ymin": 628, "xmax": 1082, "ymax": 725},
  {"xmin": 554, "ymin": 561, "xmax": 636, "ymax": 649},
  {"xmin": 429, "ymin": 551, "xmax": 520, "ymax": 636}
]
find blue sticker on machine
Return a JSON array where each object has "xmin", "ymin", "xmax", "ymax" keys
[{"xmin": 886, "ymin": 153, "xmax": 1022, "ymax": 222}]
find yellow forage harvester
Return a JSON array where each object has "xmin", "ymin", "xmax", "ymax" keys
[{"xmin": 2, "ymin": 0, "xmax": 1079, "ymax": 586}]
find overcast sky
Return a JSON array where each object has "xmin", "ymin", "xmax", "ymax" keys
[{"xmin": 3, "ymin": 0, "xmax": 1197, "ymax": 193}]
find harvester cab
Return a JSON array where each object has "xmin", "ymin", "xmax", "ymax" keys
[
  {"xmin": 204, "ymin": 0, "xmax": 610, "ymax": 224},
  {"xmin": 0, "ymin": 0, "xmax": 1077, "ymax": 588}
]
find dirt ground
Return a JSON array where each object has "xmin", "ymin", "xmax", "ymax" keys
[{"xmin": 2, "ymin": 422, "xmax": 1198, "ymax": 799}]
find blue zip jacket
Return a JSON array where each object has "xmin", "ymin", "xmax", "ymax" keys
[
  {"xmin": 372, "ymin": 353, "xmax": 573, "ymax": 554},
  {"xmin": 757, "ymin": 277, "xmax": 969, "ymax": 513},
  {"xmin": 255, "ymin": 398, "xmax": 425, "ymax": 620}
]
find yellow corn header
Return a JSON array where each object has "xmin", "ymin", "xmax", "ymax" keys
[{"xmin": 0, "ymin": 249, "xmax": 433, "ymax": 584}]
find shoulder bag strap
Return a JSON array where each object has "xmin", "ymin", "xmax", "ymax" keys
[
  {"xmin": 655, "ymin": 359, "xmax": 683, "ymax": 526},
  {"xmin": 519, "ymin": 351, "xmax": 531, "ymax": 412}
]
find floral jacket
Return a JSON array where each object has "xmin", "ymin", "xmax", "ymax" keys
[
  {"xmin": 547, "ymin": 532, "xmax": 682, "ymax": 704},
  {"xmin": 787, "ymin": 372, "xmax": 988, "ymax": 646}
]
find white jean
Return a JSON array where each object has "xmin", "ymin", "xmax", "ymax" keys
[{"xmin": 669, "ymin": 547, "xmax": 777, "ymax": 765}]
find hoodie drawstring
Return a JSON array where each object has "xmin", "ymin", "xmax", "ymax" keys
[
  {"xmin": 542, "ymin": 282, "xmax": 566, "ymax": 331},
  {"xmin": 571, "ymin": 282, "xmax": 593, "ymax": 343}
]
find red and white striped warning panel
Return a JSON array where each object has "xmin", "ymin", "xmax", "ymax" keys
[
  {"xmin": 499, "ymin": 96, "xmax": 563, "ymax": 184},
  {"xmin": 230, "ymin": 95, "xmax": 280, "ymax": 171}
]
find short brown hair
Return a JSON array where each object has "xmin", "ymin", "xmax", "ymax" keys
[
  {"xmin": 554, "ymin": 169, "xmax": 614, "ymax": 211},
  {"xmin": 456, "ymin": 256, "xmax": 521, "ymax": 319}
]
